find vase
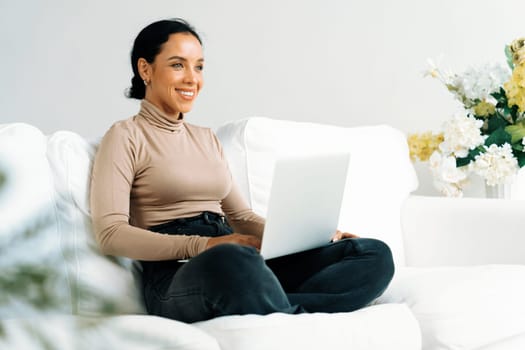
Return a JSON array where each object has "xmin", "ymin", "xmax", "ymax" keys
[{"xmin": 484, "ymin": 183, "xmax": 509, "ymax": 199}]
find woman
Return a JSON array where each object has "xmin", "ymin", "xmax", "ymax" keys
[{"xmin": 90, "ymin": 18, "xmax": 394, "ymax": 323}]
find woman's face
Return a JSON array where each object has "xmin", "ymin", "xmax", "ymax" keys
[{"xmin": 140, "ymin": 33, "xmax": 204, "ymax": 119}]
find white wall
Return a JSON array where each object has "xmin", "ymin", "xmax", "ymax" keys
[{"xmin": 1, "ymin": 0, "xmax": 524, "ymax": 195}]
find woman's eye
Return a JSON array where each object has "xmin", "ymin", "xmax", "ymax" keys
[
  {"xmin": 171, "ymin": 63, "xmax": 183, "ymax": 69},
  {"xmin": 196, "ymin": 65, "xmax": 204, "ymax": 72}
]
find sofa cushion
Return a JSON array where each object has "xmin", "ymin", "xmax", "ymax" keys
[
  {"xmin": 0, "ymin": 314, "xmax": 220, "ymax": 350},
  {"xmin": 195, "ymin": 303, "xmax": 421, "ymax": 350},
  {"xmin": 378, "ymin": 265, "xmax": 525, "ymax": 349},
  {"xmin": 46, "ymin": 130, "xmax": 144, "ymax": 316},
  {"xmin": 0, "ymin": 123, "xmax": 144, "ymax": 317},
  {"xmin": 216, "ymin": 117, "xmax": 418, "ymax": 266},
  {"xmin": 0, "ymin": 123, "xmax": 72, "ymax": 316},
  {"xmin": 0, "ymin": 123, "xmax": 54, "ymax": 239}
]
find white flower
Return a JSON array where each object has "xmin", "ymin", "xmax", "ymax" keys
[
  {"xmin": 429, "ymin": 151, "xmax": 469, "ymax": 197},
  {"xmin": 450, "ymin": 63, "xmax": 511, "ymax": 103},
  {"xmin": 429, "ymin": 151, "xmax": 467, "ymax": 183},
  {"xmin": 472, "ymin": 143, "xmax": 519, "ymax": 186},
  {"xmin": 424, "ymin": 56, "xmax": 454, "ymax": 85},
  {"xmin": 439, "ymin": 114, "xmax": 485, "ymax": 158},
  {"xmin": 435, "ymin": 180, "xmax": 464, "ymax": 197}
]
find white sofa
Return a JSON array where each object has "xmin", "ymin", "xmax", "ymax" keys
[{"xmin": 1, "ymin": 117, "xmax": 525, "ymax": 350}]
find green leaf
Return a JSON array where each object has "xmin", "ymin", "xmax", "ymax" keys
[
  {"xmin": 516, "ymin": 152, "xmax": 525, "ymax": 168},
  {"xmin": 491, "ymin": 88, "xmax": 508, "ymax": 107},
  {"xmin": 469, "ymin": 147, "xmax": 483, "ymax": 159},
  {"xmin": 455, "ymin": 147, "xmax": 482, "ymax": 167},
  {"xmin": 493, "ymin": 88, "xmax": 522, "ymax": 122},
  {"xmin": 505, "ymin": 45, "xmax": 515, "ymax": 70},
  {"xmin": 456, "ymin": 156, "xmax": 472, "ymax": 167},
  {"xmin": 505, "ymin": 122, "xmax": 525, "ymax": 143},
  {"xmin": 487, "ymin": 115, "xmax": 509, "ymax": 134},
  {"xmin": 485, "ymin": 127, "xmax": 512, "ymax": 146},
  {"xmin": 510, "ymin": 104, "xmax": 520, "ymax": 123}
]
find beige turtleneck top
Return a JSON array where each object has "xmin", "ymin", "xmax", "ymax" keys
[{"xmin": 90, "ymin": 100, "xmax": 264, "ymax": 261}]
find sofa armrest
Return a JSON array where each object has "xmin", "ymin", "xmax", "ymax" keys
[{"xmin": 401, "ymin": 195, "xmax": 525, "ymax": 267}]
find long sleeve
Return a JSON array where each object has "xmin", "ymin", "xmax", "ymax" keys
[
  {"xmin": 89, "ymin": 124, "xmax": 209, "ymax": 261},
  {"xmin": 221, "ymin": 181, "xmax": 265, "ymax": 239}
]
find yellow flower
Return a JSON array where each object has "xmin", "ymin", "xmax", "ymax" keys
[
  {"xmin": 510, "ymin": 37, "xmax": 525, "ymax": 65},
  {"xmin": 504, "ymin": 63, "xmax": 525, "ymax": 113},
  {"xmin": 407, "ymin": 132, "xmax": 444, "ymax": 162},
  {"xmin": 472, "ymin": 100, "xmax": 496, "ymax": 117}
]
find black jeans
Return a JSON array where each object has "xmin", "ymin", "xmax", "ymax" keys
[{"xmin": 141, "ymin": 211, "xmax": 394, "ymax": 323}]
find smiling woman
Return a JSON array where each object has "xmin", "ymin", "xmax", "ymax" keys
[{"xmin": 89, "ymin": 18, "xmax": 394, "ymax": 324}]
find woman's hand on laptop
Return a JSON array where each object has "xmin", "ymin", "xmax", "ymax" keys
[
  {"xmin": 331, "ymin": 230, "xmax": 359, "ymax": 242},
  {"xmin": 206, "ymin": 233, "xmax": 262, "ymax": 251}
]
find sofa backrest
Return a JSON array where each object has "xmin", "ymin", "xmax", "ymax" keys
[
  {"xmin": 217, "ymin": 117, "xmax": 418, "ymax": 266},
  {"xmin": 0, "ymin": 123, "xmax": 144, "ymax": 318}
]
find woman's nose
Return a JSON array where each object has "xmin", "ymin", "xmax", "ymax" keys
[{"xmin": 184, "ymin": 68, "xmax": 198, "ymax": 84}]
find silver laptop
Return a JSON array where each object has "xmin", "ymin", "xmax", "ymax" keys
[{"xmin": 260, "ymin": 153, "xmax": 351, "ymax": 260}]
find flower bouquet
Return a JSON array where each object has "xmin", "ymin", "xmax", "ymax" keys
[{"xmin": 409, "ymin": 38, "xmax": 525, "ymax": 197}]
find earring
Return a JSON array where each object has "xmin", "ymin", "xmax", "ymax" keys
[{"xmin": 143, "ymin": 80, "xmax": 148, "ymax": 86}]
